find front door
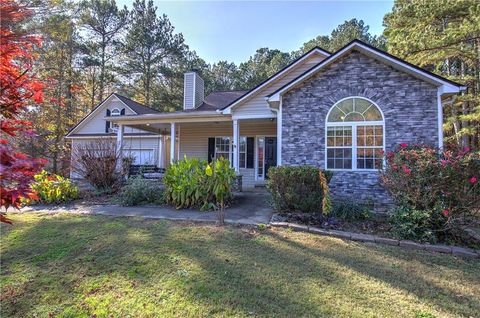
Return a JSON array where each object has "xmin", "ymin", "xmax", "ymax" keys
[{"xmin": 264, "ymin": 137, "xmax": 277, "ymax": 179}]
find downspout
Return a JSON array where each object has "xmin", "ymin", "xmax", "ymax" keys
[{"xmin": 437, "ymin": 87, "xmax": 444, "ymax": 150}]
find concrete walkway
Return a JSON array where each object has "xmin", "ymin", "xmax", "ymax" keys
[{"xmin": 16, "ymin": 191, "xmax": 273, "ymax": 225}]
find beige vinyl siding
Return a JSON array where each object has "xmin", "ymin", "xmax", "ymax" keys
[
  {"xmin": 178, "ymin": 120, "xmax": 276, "ymax": 189},
  {"xmin": 183, "ymin": 73, "xmax": 195, "ymax": 109},
  {"xmin": 232, "ymin": 54, "xmax": 326, "ymax": 118},
  {"xmin": 194, "ymin": 73, "xmax": 205, "ymax": 108},
  {"xmin": 70, "ymin": 136, "xmax": 161, "ymax": 178},
  {"xmin": 75, "ymin": 99, "xmax": 148, "ymax": 135},
  {"xmin": 179, "ymin": 120, "xmax": 276, "ymax": 160}
]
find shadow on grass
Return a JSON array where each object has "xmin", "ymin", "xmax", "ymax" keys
[{"xmin": 1, "ymin": 214, "xmax": 479, "ymax": 317}]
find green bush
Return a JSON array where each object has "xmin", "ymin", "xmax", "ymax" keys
[
  {"xmin": 266, "ymin": 166, "xmax": 331, "ymax": 214},
  {"xmin": 163, "ymin": 156, "xmax": 236, "ymax": 211},
  {"xmin": 380, "ymin": 144, "xmax": 480, "ymax": 241},
  {"xmin": 390, "ymin": 206, "xmax": 446, "ymax": 243},
  {"xmin": 330, "ymin": 201, "xmax": 371, "ymax": 221},
  {"xmin": 118, "ymin": 176, "xmax": 164, "ymax": 206},
  {"xmin": 30, "ymin": 170, "xmax": 79, "ymax": 204}
]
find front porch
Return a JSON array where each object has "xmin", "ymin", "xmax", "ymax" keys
[{"xmin": 113, "ymin": 116, "xmax": 280, "ymax": 189}]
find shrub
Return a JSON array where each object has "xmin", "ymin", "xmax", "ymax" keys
[
  {"xmin": 330, "ymin": 201, "xmax": 371, "ymax": 221},
  {"xmin": 118, "ymin": 176, "xmax": 164, "ymax": 206},
  {"xmin": 390, "ymin": 206, "xmax": 445, "ymax": 243},
  {"xmin": 72, "ymin": 139, "xmax": 124, "ymax": 191},
  {"xmin": 380, "ymin": 144, "xmax": 480, "ymax": 240},
  {"xmin": 29, "ymin": 170, "xmax": 79, "ymax": 204},
  {"xmin": 163, "ymin": 156, "xmax": 236, "ymax": 213},
  {"xmin": 266, "ymin": 166, "xmax": 331, "ymax": 214}
]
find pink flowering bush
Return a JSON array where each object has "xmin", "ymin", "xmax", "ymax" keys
[{"xmin": 380, "ymin": 144, "xmax": 479, "ymax": 241}]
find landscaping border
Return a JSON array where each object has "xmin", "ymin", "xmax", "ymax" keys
[{"xmin": 270, "ymin": 221, "xmax": 480, "ymax": 258}]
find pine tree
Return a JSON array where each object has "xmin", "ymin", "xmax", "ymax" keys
[
  {"xmin": 384, "ymin": 0, "xmax": 480, "ymax": 149},
  {"xmin": 297, "ymin": 19, "xmax": 386, "ymax": 56},
  {"xmin": 121, "ymin": 0, "xmax": 186, "ymax": 107},
  {"xmin": 79, "ymin": 0, "xmax": 128, "ymax": 103}
]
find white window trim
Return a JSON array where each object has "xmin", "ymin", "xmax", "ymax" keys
[
  {"xmin": 212, "ymin": 136, "xmax": 251, "ymax": 169},
  {"xmin": 111, "ymin": 108, "xmax": 121, "ymax": 116},
  {"xmin": 213, "ymin": 136, "xmax": 256, "ymax": 169},
  {"xmin": 109, "ymin": 108, "xmax": 122, "ymax": 133},
  {"xmin": 325, "ymin": 97, "xmax": 386, "ymax": 171},
  {"xmin": 214, "ymin": 136, "xmax": 232, "ymax": 164}
]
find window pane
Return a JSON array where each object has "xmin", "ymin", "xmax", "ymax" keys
[
  {"xmin": 335, "ymin": 136, "xmax": 343, "ymax": 146},
  {"xmin": 344, "ymin": 112, "xmax": 364, "ymax": 122},
  {"xmin": 327, "ymin": 159, "xmax": 335, "ymax": 169},
  {"xmin": 365, "ymin": 159, "xmax": 374, "ymax": 169},
  {"xmin": 357, "ymin": 158, "xmax": 365, "ymax": 169},
  {"xmin": 327, "ymin": 107, "xmax": 344, "ymax": 122},
  {"xmin": 365, "ymin": 135, "xmax": 374, "ymax": 146},
  {"xmin": 327, "ymin": 147, "xmax": 352, "ymax": 169},
  {"xmin": 239, "ymin": 137, "xmax": 246, "ymax": 168},
  {"xmin": 337, "ymin": 99, "xmax": 353, "ymax": 114},
  {"xmin": 344, "ymin": 136, "xmax": 352, "ymax": 146},
  {"xmin": 344, "ymin": 149, "xmax": 352, "ymax": 169},
  {"xmin": 215, "ymin": 137, "xmax": 231, "ymax": 161},
  {"xmin": 364, "ymin": 106, "xmax": 382, "ymax": 121},
  {"xmin": 327, "ymin": 136, "xmax": 335, "ymax": 146},
  {"xmin": 354, "ymin": 98, "xmax": 372, "ymax": 113},
  {"xmin": 329, "ymin": 98, "xmax": 382, "ymax": 123}
]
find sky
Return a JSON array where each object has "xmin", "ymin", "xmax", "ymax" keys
[{"xmin": 117, "ymin": 1, "xmax": 394, "ymax": 64}]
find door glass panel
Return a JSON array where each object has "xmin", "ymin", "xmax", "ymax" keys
[{"xmin": 257, "ymin": 138, "xmax": 264, "ymax": 179}]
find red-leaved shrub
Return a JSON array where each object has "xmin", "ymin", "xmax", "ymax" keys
[{"xmin": 380, "ymin": 144, "xmax": 479, "ymax": 237}]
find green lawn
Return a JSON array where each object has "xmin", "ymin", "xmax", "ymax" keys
[{"xmin": 1, "ymin": 213, "xmax": 479, "ymax": 317}]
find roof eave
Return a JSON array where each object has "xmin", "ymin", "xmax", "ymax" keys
[
  {"xmin": 266, "ymin": 40, "xmax": 466, "ymax": 102},
  {"xmin": 220, "ymin": 46, "xmax": 331, "ymax": 114}
]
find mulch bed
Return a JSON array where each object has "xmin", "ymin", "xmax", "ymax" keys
[
  {"xmin": 271, "ymin": 213, "xmax": 480, "ymax": 249},
  {"xmin": 271, "ymin": 213, "xmax": 393, "ymax": 237},
  {"xmin": 74, "ymin": 191, "xmax": 117, "ymax": 205}
]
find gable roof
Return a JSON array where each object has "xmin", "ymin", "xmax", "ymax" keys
[
  {"xmin": 220, "ymin": 46, "xmax": 331, "ymax": 113},
  {"xmin": 112, "ymin": 93, "xmax": 160, "ymax": 115},
  {"xmin": 268, "ymin": 40, "xmax": 465, "ymax": 102},
  {"xmin": 196, "ymin": 91, "xmax": 248, "ymax": 111},
  {"xmin": 66, "ymin": 93, "xmax": 159, "ymax": 137}
]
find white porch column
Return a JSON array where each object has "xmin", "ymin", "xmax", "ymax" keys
[
  {"xmin": 277, "ymin": 101, "xmax": 282, "ymax": 166},
  {"xmin": 157, "ymin": 135, "xmax": 164, "ymax": 168},
  {"xmin": 232, "ymin": 119, "xmax": 240, "ymax": 173},
  {"xmin": 170, "ymin": 122, "xmax": 176, "ymax": 163},
  {"xmin": 116, "ymin": 124, "xmax": 124, "ymax": 170}
]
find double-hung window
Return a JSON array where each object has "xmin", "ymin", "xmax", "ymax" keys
[
  {"xmin": 213, "ymin": 136, "xmax": 248, "ymax": 168},
  {"xmin": 326, "ymin": 97, "xmax": 384, "ymax": 170},
  {"xmin": 215, "ymin": 137, "xmax": 231, "ymax": 161}
]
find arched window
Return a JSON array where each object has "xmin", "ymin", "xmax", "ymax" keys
[
  {"xmin": 326, "ymin": 97, "xmax": 384, "ymax": 170},
  {"xmin": 109, "ymin": 108, "xmax": 122, "ymax": 132},
  {"xmin": 111, "ymin": 108, "xmax": 121, "ymax": 116}
]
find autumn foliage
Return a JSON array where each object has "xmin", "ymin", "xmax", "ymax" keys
[
  {"xmin": 380, "ymin": 144, "xmax": 479, "ymax": 240},
  {"xmin": 1, "ymin": 0, "xmax": 45, "ymax": 222}
]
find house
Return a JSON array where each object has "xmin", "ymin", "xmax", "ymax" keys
[{"xmin": 66, "ymin": 39, "xmax": 465, "ymax": 210}]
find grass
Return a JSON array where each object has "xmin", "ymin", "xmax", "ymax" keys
[{"xmin": 1, "ymin": 213, "xmax": 479, "ymax": 317}]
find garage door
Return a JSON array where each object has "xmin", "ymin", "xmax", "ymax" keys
[{"xmin": 123, "ymin": 149, "xmax": 155, "ymax": 165}]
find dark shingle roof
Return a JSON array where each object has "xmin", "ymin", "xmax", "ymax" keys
[
  {"xmin": 196, "ymin": 91, "xmax": 248, "ymax": 111},
  {"xmin": 113, "ymin": 93, "xmax": 160, "ymax": 114}
]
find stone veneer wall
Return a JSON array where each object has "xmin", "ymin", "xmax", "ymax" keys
[{"xmin": 281, "ymin": 50, "xmax": 439, "ymax": 211}]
